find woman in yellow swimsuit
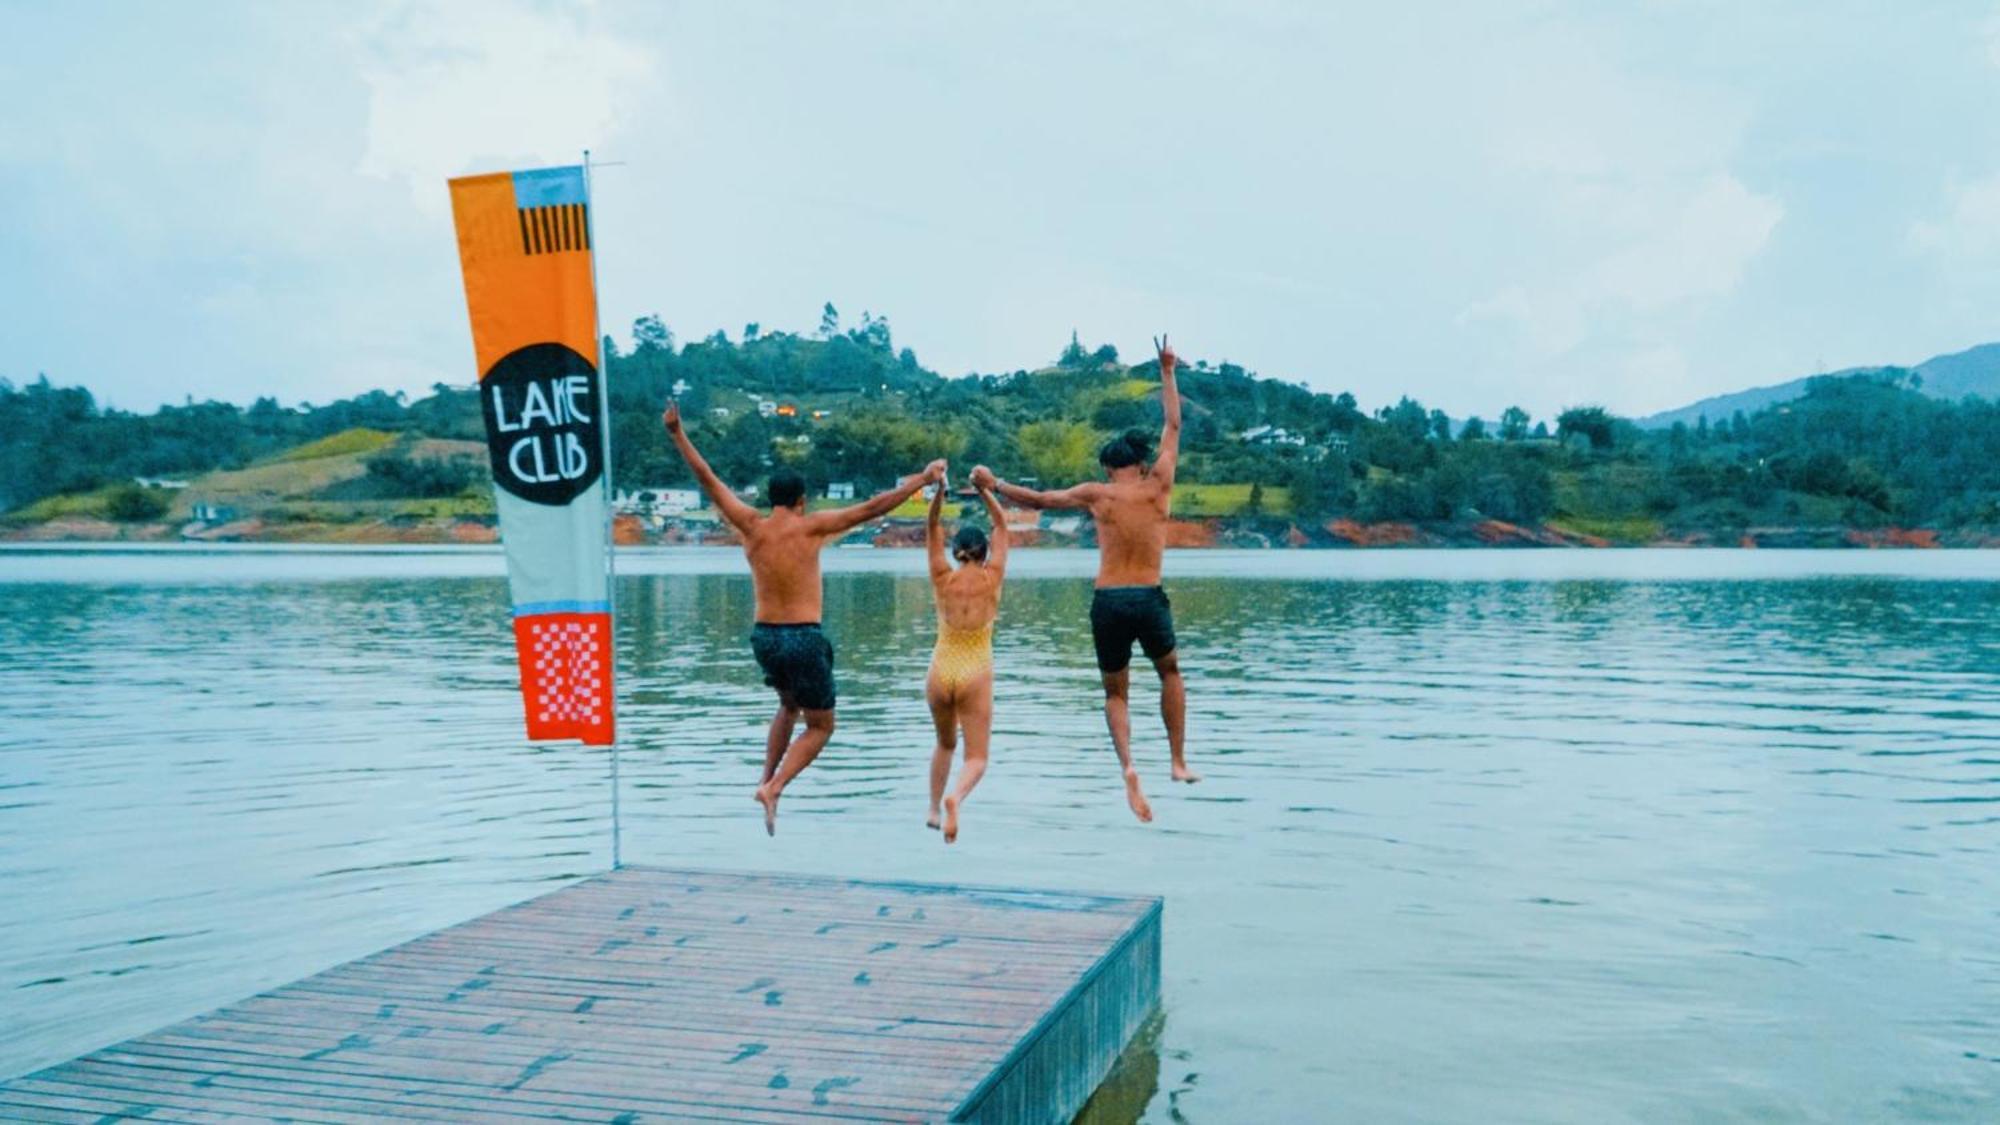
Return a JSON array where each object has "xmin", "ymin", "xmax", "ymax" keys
[{"xmin": 925, "ymin": 475, "xmax": 1008, "ymax": 843}]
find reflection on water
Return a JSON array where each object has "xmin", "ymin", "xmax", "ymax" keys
[
  {"xmin": 1076, "ymin": 1010, "xmax": 1167, "ymax": 1125},
  {"xmin": 2, "ymin": 549, "xmax": 1999, "ymax": 1122}
]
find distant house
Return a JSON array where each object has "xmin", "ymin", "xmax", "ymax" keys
[
  {"xmin": 659, "ymin": 489, "xmax": 702, "ymax": 514},
  {"xmin": 810, "ymin": 409, "xmax": 833, "ymax": 420},
  {"xmin": 825, "ymin": 481, "xmax": 856, "ymax": 500},
  {"xmin": 756, "ymin": 399, "xmax": 778, "ymax": 418},
  {"xmin": 710, "ymin": 406, "xmax": 732, "ymax": 418},
  {"xmin": 1241, "ymin": 424, "xmax": 1307, "ymax": 447},
  {"xmin": 134, "ymin": 476, "xmax": 190, "ymax": 490},
  {"xmin": 191, "ymin": 502, "xmax": 237, "ymax": 523},
  {"xmin": 671, "ymin": 378, "xmax": 690, "ymax": 397},
  {"xmin": 775, "ymin": 403, "xmax": 799, "ymax": 417},
  {"xmin": 1040, "ymin": 514, "xmax": 1084, "ymax": 535},
  {"xmin": 613, "ymin": 487, "xmax": 703, "ymax": 516}
]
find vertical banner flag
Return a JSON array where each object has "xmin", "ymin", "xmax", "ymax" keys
[{"xmin": 448, "ymin": 165, "xmax": 614, "ymax": 746}]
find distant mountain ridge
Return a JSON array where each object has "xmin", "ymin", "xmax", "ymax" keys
[{"xmin": 1638, "ymin": 342, "xmax": 2000, "ymax": 430}]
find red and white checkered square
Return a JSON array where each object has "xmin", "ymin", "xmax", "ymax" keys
[{"xmin": 513, "ymin": 612, "xmax": 615, "ymax": 745}]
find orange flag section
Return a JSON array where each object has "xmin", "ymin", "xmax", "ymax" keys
[
  {"xmin": 448, "ymin": 171, "xmax": 599, "ymax": 379},
  {"xmin": 515, "ymin": 613, "xmax": 614, "ymax": 745}
]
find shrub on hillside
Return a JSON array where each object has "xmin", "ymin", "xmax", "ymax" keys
[
  {"xmin": 364, "ymin": 452, "xmax": 479, "ymax": 498},
  {"xmin": 104, "ymin": 482, "xmax": 168, "ymax": 522}
]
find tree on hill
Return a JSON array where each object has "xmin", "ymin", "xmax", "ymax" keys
[
  {"xmin": 852, "ymin": 312, "xmax": 892, "ymax": 353},
  {"xmin": 632, "ymin": 315, "xmax": 673, "ymax": 354},
  {"xmin": 1283, "ymin": 456, "xmax": 1354, "ymax": 520},
  {"xmin": 1058, "ymin": 330, "xmax": 1089, "ymax": 369},
  {"xmin": 1380, "ymin": 397, "xmax": 1430, "ymax": 443},
  {"xmin": 1557, "ymin": 406, "xmax": 1617, "ymax": 450},
  {"xmin": 1017, "ymin": 419, "xmax": 1101, "ymax": 485},
  {"xmin": 364, "ymin": 451, "xmax": 479, "ymax": 498}
]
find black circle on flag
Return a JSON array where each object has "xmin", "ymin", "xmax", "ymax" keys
[{"xmin": 480, "ymin": 342, "xmax": 605, "ymax": 506}]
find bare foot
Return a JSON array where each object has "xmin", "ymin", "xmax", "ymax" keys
[
  {"xmin": 754, "ymin": 784, "xmax": 778, "ymax": 836},
  {"xmin": 1172, "ymin": 762, "xmax": 1203, "ymax": 784},
  {"xmin": 942, "ymin": 795, "xmax": 961, "ymax": 844},
  {"xmin": 1123, "ymin": 769, "xmax": 1153, "ymax": 823}
]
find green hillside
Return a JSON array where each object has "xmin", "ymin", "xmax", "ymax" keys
[{"xmin": 3, "ymin": 307, "xmax": 1998, "ymax": 541}]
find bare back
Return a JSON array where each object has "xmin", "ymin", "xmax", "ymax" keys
[
  {"xmin": 982, "ymin": 337, "xmax": 1180, "ymax": 588},
  {"xmin": 931, "ymin": 560, "xmax": 1003, "ymax": 632},
  {"xmin": 741, "ymin": 510, "xmax": 833, "ymax": 624},
  {"xmin": 1085, "ymin": 473, "xmax": 1172, "ymax": 588}
]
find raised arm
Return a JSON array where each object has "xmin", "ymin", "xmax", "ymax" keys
[
  {"xmin": 1152, "ymin": 334, "xmax": 1180, "ymax": 487},
  {"xmin": 807, "ymin": 459, "xmax": 946, "ymax": 536},
  {"xmin": 970, "ymin": 465, "xmax": 1100, "ymax": 511},
  {"xmin": 977, "ymin": 484, "xmax": 1009, "ymax": 576},
  {"xmin": 925, "ymin": 473, "xmax": 950, "ymax": 580},
  {"xmin": 663, "ymin": 401, "xmax": 758, "ymax": 533}
]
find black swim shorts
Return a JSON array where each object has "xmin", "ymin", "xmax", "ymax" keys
[
  {"xmin": 1089, "ymin": 586, "xmax": 1177, "ymax": 673},
  {"xmin": 750, "ymin": 623, "xmax": 837, "ymax": 711}
]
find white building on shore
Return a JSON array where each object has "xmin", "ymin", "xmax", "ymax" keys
[{"xmin": 613, "ymin": 487, "xmax": 703, "ymax": 518}]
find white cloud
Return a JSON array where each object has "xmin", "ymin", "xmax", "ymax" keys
[
  {"xmin": 1454, "ymin": 23, "xmax": 1783, "ymax": 367},
  {"xmin": 1459, "ymin": 284, "xmax": 1589, "ymax": 356},
  {"xmin": 1593, "ymin": 175, "xmax": 1784, "ymax": 310},
  {"xmin": 1462, "ymin": 174, "xmax": 1781, "ymax": 353},
  {"xmin": 351, "ymin": 0, "xmax": 654, "ymax": 208},
  {"xmin": 1909, "ymin": 173, "xmax": 2000, "ymax": 260}
]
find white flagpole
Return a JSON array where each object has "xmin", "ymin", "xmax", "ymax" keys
[{"xmin": 584, "ymin": 148, "xmax": 623, "ymax": 871}]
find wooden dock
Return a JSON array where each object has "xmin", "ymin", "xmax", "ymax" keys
[{"xmin": 0, "ymin": 867, "xmax": 1162, "ymax": 1123}]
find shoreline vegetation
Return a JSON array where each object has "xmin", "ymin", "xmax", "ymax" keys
[
  {"xmin": 5, "ymin": 308, "xmax": 1996, "ymax": 549},
  {"xmin": 10, "ymin": 514, "xmax": 1994, "ymax": 550}
]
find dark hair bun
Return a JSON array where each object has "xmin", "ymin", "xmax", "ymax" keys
[
  {"xmin": 952, "ymin": 526, "xmax": 990, "ymax": 561},
  {"xmin": 1099, "ymin": 429, "xmax": 1154, "ymax": 469}
]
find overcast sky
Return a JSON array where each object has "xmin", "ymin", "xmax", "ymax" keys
[{"xmin": 5, "ymin": 1, "xmax": 1999, "ymax": 419}]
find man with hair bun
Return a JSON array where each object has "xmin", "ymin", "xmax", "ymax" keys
[
  {"xmin": 664, "ymin": 399, "xmax": 943, "ymax": 835},
  {"xmin": 971, "ymin": 335, "xmax": 1199, "ymax": 823}
]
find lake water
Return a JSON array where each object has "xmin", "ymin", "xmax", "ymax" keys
[{"xmin": 4, "ymin": 546, "xmax": 1999, "ymax": 1122}]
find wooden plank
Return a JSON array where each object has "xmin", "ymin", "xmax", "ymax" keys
[
  {"xmin": 3, "ymin": 866, "xmax": 1161, "ymax": 1123},
  {"xmin": 168, "ymin": 1003, "xmax": 1005, "ymax": 1072}
]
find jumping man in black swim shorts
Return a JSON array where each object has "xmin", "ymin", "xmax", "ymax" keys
[
  {"xmin": 666, "ymin": 399, "xmax": 945, "ymax": 835},
  {"xmin": 972, "ymin": 335, "xmax": 1198, "ymax": 824}
]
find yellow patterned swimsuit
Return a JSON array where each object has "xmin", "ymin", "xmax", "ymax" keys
[{"xmin": 929, "ymin": 613, "xmax": 995, "ymax": 693}]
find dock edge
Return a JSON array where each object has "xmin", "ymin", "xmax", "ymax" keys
[{"xmin": 949, "ymin": 896, "xmax": 1163, "ymax": 1123}]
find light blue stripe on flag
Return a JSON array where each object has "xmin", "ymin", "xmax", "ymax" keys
[
  {"xmin": 512, "ymin": 166, "xmax": 587, "ymax": 209},
  {"xmin": 514, "ymin": 599, "xmax": 611, "ymax": 617}
]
